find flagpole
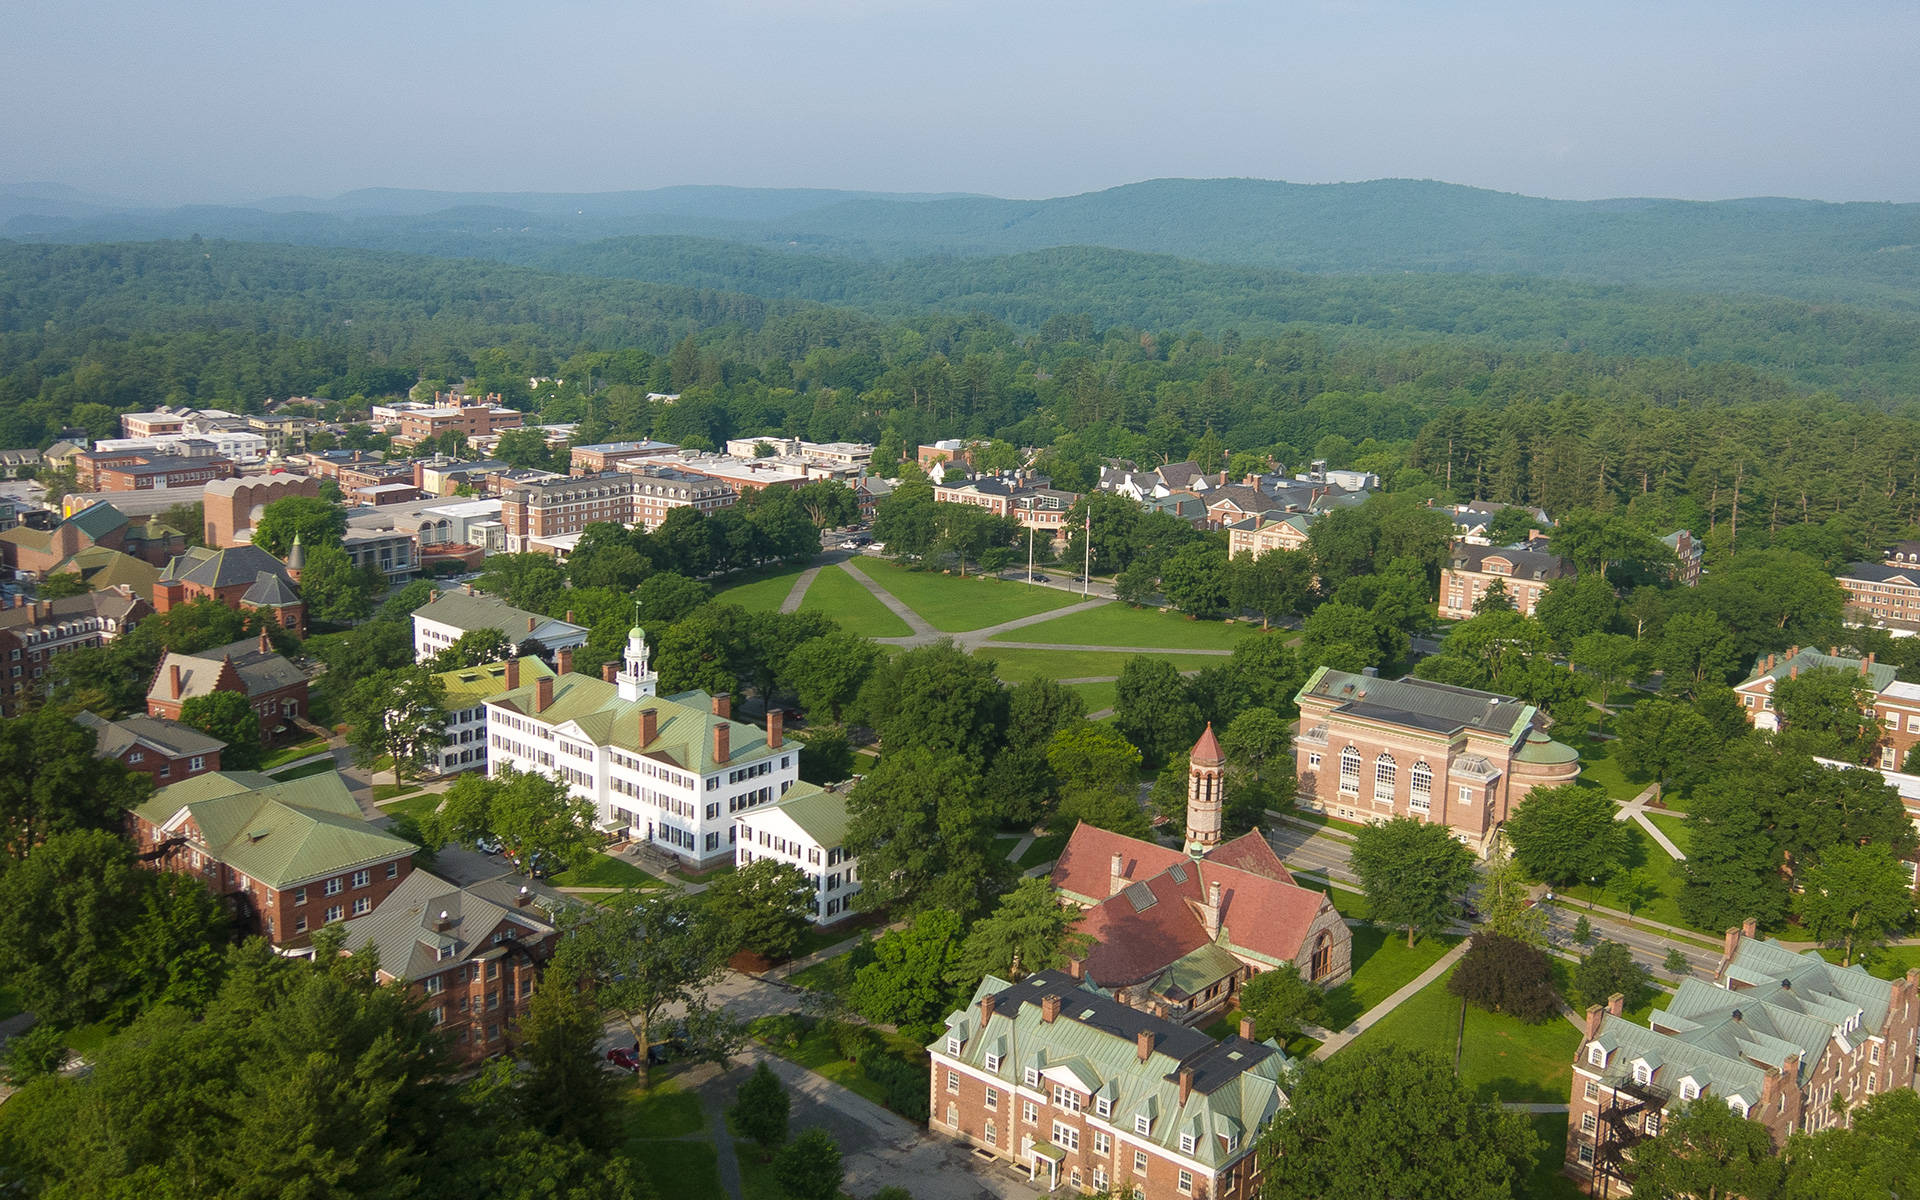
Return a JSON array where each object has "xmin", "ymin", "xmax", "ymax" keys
[{"xmin": 1083, "ymin": 508, "xmax": 1091, "ymax": 597}]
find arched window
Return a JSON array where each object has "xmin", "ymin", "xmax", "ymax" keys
[
  {"xmin": 1409, "ymin": 761, "xmax": 1433, "ymax": 813},
  {"xmin": 1373, "ymin": 753, "xmax": 1396, "ymax": 801},
  {"xmin": 1339, "ymin": 746, "xmax": 1361, "ymax": 794}
]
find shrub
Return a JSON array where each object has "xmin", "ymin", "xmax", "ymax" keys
[{"xmin": 1446, "ymin": 933, "xmax": 1559, "ymax": 1023}]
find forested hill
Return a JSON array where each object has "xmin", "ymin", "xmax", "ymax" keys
[{"xmin": 11, "ymin": 178, "xmax": 1920, "ymax": 314}]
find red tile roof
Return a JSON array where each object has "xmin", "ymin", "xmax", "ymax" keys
[
  {"xmin": 1190, "ymin": 722, "xmax": 1225, "ymax": 767},
  {"xmin": 1202, "ymin": 830, "xmax": 1292, "ymax": 882},
  {"xmin": 1052, "ymin": 822, "xmax": 1190, "ymax": 904}
]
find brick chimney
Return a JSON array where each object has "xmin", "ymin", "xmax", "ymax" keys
[
  {"xmin": 601, "ymin": 661, "xmax": 618, "ymax": 683},
  {"xmin": 1178, "ymin": 1066, "xmax": 1194, "ymax": 1106},
  {"xmin": 1583, "ymin": 1004, "xmax": 1605, "ymax": 1040},
  {"xmin": 505, "ymin": 658, "xmax": 520, "ymax": 690},
  {"xmin": 767, "ymin": 709, "xmax": 783, "ymax": 749},
  {"xmin": 515, "ymin": 885, "xmax": 532, "ymax": 908},
  {"xmin": 1788, "ymin": 644, "xmax": 1799, "ymax": 659},
  {"xmin": 1066, "ymin": 957, "xmax": 1083, "ymax": 980},
  {"xmin": 1606, "ymin": 992, "xmax": 1625, "ymax": 1016},
  {"xmin": 535, "ymin": 676, "xmax": 554, "ymax": 712},
  {"xmin": 980, "ymin": 994, "xmax": 995, "ymax": 1024},
  {"xmin": 712, "ymin": 723, "xmax": 729, "ymax": 763},
  {"xmin": 565, "ymin": 610, "xmax": 574, "ymax": 623},
  {"xmin": 169, "ymin": 663, "xmax": 183, "ymax": 699},
  {"xmin": 1041, "ymin": 994, "xmax": 1061, "ymax": 1023},
  {"xmin": 258, "ymin": 628, "xmax": 271, "ymax": 654},
  {"xmin": 427, "ymin": 589, "xmax": 438, "ymax": 603},
  {"xmin": 1830, "ymin": 645, "xmax": 1839, "ymax": 658},
  {"xmin": 433, "ymin": 909, "xmax": 452, "ymax": 933},
  {"xmin": 639, "ymin": 708, "xmax": 657, "ymax": 746},
  {"xmin": 1109, "ymin": 852, "xmax": 1129, "ymax": 897},
  {"xmin": 1203, "ymin": 880, "xmax": 1224, "ymax": 938},
  {"xmin": 555, "ymin": 647, "xmax": 573, "ymax": 676},
  {"xmin": 1136, "ymin": 1029, "xmax": 1154, "ymax": 1062},
  {"xmin": 527, "ymin": 616, "xmax": 537, "ymax": 632},
  {"xmin": 712, "ymin": 694, "xmax": 730, "ymax": 719},
  {"xmin": 1239, "ymin": 1016, "xmax": 1255, "ymax": 1042},
  {"xmin": 1742, "ymin": 916, "xmax": 1758, "ymax": 940}
]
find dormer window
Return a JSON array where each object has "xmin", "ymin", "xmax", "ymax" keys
[
  {"xmin": 1024, "ymin": 1067, "xmax": 1040, "ymax": 1088},
  {"xmin": 1728, "ymin": 1097, "xmax": 1749, "ymax": 1119},
  {"xmin": 1095, "ymin": 1096, "xmax": 1111, "ymax": 1118},
  {"xmin": 946, "ymin": 1036, "xmax": 961, "ymax": 1056},
  {"xmin": 1587, "ymin": 1043, "xmax": 1608, "ymax": 1068},
  {"xmin": 1632, "ymin": 1061, "xmax": 1653, "ymax": 1086},
  {"xmin": 985, "ymin": 1053, "xmax": 1001, "ymax": 1073},
  {"xmin": 1135, "ymin": 1115, "xmax": 1151, "ymax": 1135},
  {"xmin": 1680, "ymin": 1078, "xmax": 1700, "ymax": 1102},
  {"xmin": 1179, "ymin": 1133, "xmax": 1196, "ymax": 1155}
]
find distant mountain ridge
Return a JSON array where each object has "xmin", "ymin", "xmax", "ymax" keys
[{"xmin": 5, "ymin": 177, "xmax": 1920, "ymax": 313}]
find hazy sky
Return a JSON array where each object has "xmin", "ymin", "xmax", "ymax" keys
[{"xmin": 5, "ymin": 0, "xmax": 1916, "ymax": 205}]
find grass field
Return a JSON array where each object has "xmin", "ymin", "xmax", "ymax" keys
[
  {"xmin": 712, "ymin": 565, "xmax": 813, "ymax": 612},
  {"xmin": 1575, "ymin": 739, "xmax": 1645, "ymax": 801},
  {"xmin": 1349, "ymin": 965, "xmax": 1579, "ymax": 1104},
  {"xmin": 798, "ymin": 566, "xmax": 914, "ymax": 637},
  {"xmin": 1552, "ymin": 824, "xmax": 1692, "ymax": 931},
  {"xmin": 268, "ymin": 758, "xmax": 339, "ymax": 782},
  {"xmin": 753, "ymin": 1019, "xmax": 930, "ymax": 1118},
  {"xmin": 379, "ymin": 789, "xmax": 443, "ymax": 824},
  {"xmin": 1015, "ymin": 831, "xmax": 1069, "ymax": 870},
  {"xmin": 852, "ymin": 559, "xmax": 1085, "ymax": 632},
  {"xmin": 788, "ymin": 949, "xmax": 858, "ymax": 994},
  {"xmin": 616, "ymin": 1076, "xmax": 724, "ymax": 1200},
  {"xmin": 260, "ymin": 735, "xmax": 331, "ymax": 769},
  {"xmin": 1525, "ymin": 1113, "xmax": 1587, "ymax": 1199},
  {"xmin": 1319, "ymin": 925, "xmax": 1461, "ymax": 1030},
  {"xmin": 1641, "ymin": 811, "xmax": 1689, "ymax": 855},
  {"xmin": 1819, "ymin": 943, "xmax": 1920, "ymax": 979},
  {"xmin": 988, "ymin": 603, "xmax": 1263, "ymax": 651},
  {"xmin": 1071, "ymin": 680, "xmax": 1118, "ymax": 713},
  {"xmin": 552, "ymin": 853, "xmax": 666, "ymax": 889},
  {"xmin": 976, "ymin": 647, "xmax": 1225, "ymax": 684}
]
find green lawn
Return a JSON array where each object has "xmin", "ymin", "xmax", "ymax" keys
[
  {"xmin": 799, "ymin": 566, "xmax": 914, "ymax": 637},
  {"xmin": 734, "ymin": 1145, "xmax": 783, "ymax": 1200},
  {"xmin": 552, "ymin": 853, "xmax": 667, "ymax": 889},
  {"xmin": 616, "ymin": 1076, "xmax": 723, "ymax": 1200},
  {"xmin": 1551, "ymin": 824, "xmax": 1694, "ymax": 931},
  {"xmin": 260, "ymin": 735, "xmax": 331, "ymax": 769},
  {"xmin": 379, "ymin": 789, "xmax": 444, "ymax": 824},
  {"xmin": 753, "ymin": 1019, "xmax": 930, "ymax": 1118},
  {"xmin": 712, "ymin": 565, "xmax": 814, "ymax": 613},
  {"xmin": 1525, "ymin": 1113, "xmax": 1587, "ymax": 1200},
  {"xmin": 371, "ymin": 782, "xmax": 423, "ymax": 803},
  {"xmin": 1285, "ymin": 872, "xmax": 1370, "ymax": 921},
  {"xmin": 1071, "ymin": 680, "xmax": 1118, "ymax": 714},
  {"xmin": 987, "ymin": 603, "xmax": 1262, "ymax": 651},
  {"xmin": 268, "ymin": 758, "xmax": 339, "ymax": 782},
  {"xmin": 975, "ymin": 647, "xmax": 1224, "ymax": 684},
  {"xmin": 1817, "ymin": 943, "xmax": 1920, "ymax": 980},
  {"xmin": 1015, "ymin": 830, "xmax": 1069, "ymax": 870},
  {"xmin": 852, "ymin": 559, "xmax": 1085, "ymax": 632},
  {"xmin": 1641, "ymin": 811, "xmax": 1690, "ymax": 856},
  {"xmin": 788, "ymin": 948, "xmax": 859, "ymax": 994},
  {"xmin": 1575, "ymin": 739, "xmax": 1645, "ymax": 801},
  {"xmin": 789, "ymin": 909, "xmax": 887, "ymax": 960},
  {"xmin": 1347, "ymin": 965, "xmax": 1579, "ymax": 1104},
  {"xmin": 1319, "ymin": 924, "xmax": 1461, "ymax": 1031}
]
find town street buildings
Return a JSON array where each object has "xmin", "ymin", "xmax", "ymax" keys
[
  {"xmin": 1566, "ymin": 924, "xmax": 1920, "ymax": 1189},
  {"xmin": 1293, "ymin": 667, "xmax": 1582, "ymax": 854},
  {"xmin": 929, "ymin": 968, "xmax": 1290, "ymax": 1198}
]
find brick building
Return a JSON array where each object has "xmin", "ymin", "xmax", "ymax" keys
[
  {"xmin": 147, "ymin": 632, "xmax": 310, "ymax": 740},
  {"xmin": 1223, "ymin": 512, "xmax": 1312, "ymax": 560},
  {"xmin": 1566, "ymin": 924, "xmax": 1920, "ymax": 1190},
  {"xmin": 411, "ymin": 589, "xmax": 589, "ymax": 665},
  {"xmin": 929, "ymin": 969, "xmax": 1290, "ymax": 1198},
  {"xmin": 77, "ymin": 451, "xmax": 235, "ymax": 492},
  {"xmin": 0, "ymin": 591, "xmax": 148, "ymax": 716},
  {"xmin": 341, "ymin": 869, "xmax": 559, "ymax": 1064},
  {"xmin": 1294, "ymin": 667, "xmax": 1582, "ymax": 855},
  {"xmin": 1438, "ymin": 541, "xmax": 1573, "ymax": 619},
  {"xmin": 1663, "ymin": 529, "xmax": 1704, "ymax": 586},
  {"xmin": 497, "ymin": 468, "xmax": 735, "ymax": 551},
  {"xmin": 128, "ymin": 769, "xmax": 416, "ymax": 946},
  {"xmin": 389, "ymin": 396, "xmax": 524, "ymax": 451},
  {"xmin": 1734, "ymin": 647, "xmax": 1920, "ymax": 770},
  {"xmin": 0, "ymin": 502, "xmax": 186, "ymax": 577},
  {"xmin": 75, "ymin": 711, "xmax": 225, "ymax": 784},
  {"xmin": 569, "ymin": 440, "xmax": 678, "ymax": 475},
  {"xmin": 933, "ymin": 474, "xmax": 1082, "ymax": 543},
  {"xmin": 154, "ymin": 543, "xmax": 304, "ymax": 633},
  {"xmin": 202, "ymin": 474, "xmax": 322, "ymax": 546}
]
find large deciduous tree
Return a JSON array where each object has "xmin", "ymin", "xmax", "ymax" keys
[
  {"xmin": 701, "ymin": 858, "xmax": 813, "ymax": 961},
  {"xmin": 1260, "ymin": 1046, "xmax": 1540, "ymax": 1200},
  {"xmin": 1447, "ymin": 932, "xmax": 1559, "ymax": 1023},
  {"xmin": 0, "ymin": 709, "xmax": 150, "ymax": 861},
  {"xmin": 948, "ymin": 877, "xmax": 1086, "ymax": 991},
  {"xmin": 1570, "ymin": 940, "xmax": 1651, "ymax": 1013},
  {"xmin": 250, "ymin": 496, "xmax": 345, "ymax": 555},
  {"xmin": 843, "ymin": 747, "xmax": 1006, "ymax": 919},
  {"xmin": 430, "ymin": 765, "xmax": 599, "ymax": 874},
  {"xmin": 1502, "ymin": 784, "xmax": 1631, "ymax": 889},
  {"xmin": 1795, "ymin": 842, "xmax": 1913, "ymax": 966},
  {"xmin": 179, "ymin": 690, "xmax": 264, "ymax": 770},
  {"xmin": 1630, "ymin": 1096, "xmax": 1784, "ymax": 1200},
  {"xmin": 1348, "ymin": 816, "xmax": 1478, "ymax": 948},
  {"xmin": 781, "ymin": 630, "xmax": 880, "ymax": 724},
  {"xmin": 343, "ymin": 666, "xmax": 449, "ymax": 791},
  {"xmin": 1615, "ymin": 698, "xmax": 1718, "ymax": 799},
  {"xmin": 1113, "ymin": 655, "xmax": 1202, "ymax": 768},
  {"xmin": 555, "ymin": 891, "xmax": 727, "ymax": 1087}
]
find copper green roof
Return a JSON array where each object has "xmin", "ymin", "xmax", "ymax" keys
[
  {"xmin": 1514, "ymin": 731, "xmax": 1580, "ymax": 765},
  {"xmin": 66, "ymin": 501, "xmax": 130, "ymax": 541},
  {"xmin": 48, "ymin": 544, "xmax": 160, "ymax": 599},
  {"xmin": 487, "ymin": 673, "xmax": 777, "ymax": 775},
  {"xmin": 136, "ymin": 769, "xmax": 414, "ymax": 889},
  {"xmin": 434, "ymin": 655, "xmax": 553, "ymax": 708},
  {"xmin": 1160, "ymin": 942, "xmax": 1243, "ymax": 1000},
  {"xmin": 767, "ymin": 782, "xmax": 849, "ymax": 848}
]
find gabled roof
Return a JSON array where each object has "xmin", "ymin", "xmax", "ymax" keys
[
  {"xmin": 936, "ymin": 969, "xmax": 1289, "ymax": 1169},
  {"xmin": 413, "ymin": 591, "xmax": 587, "ymax": 644},
  {"xmin": 49, "ymin": 544, "xmax": 162, "ymax": 599},
  {"xmin": 342, "ymin": 868, "xmax": 557, "ymax": 982},
  {"xmin": 764, "ymin": 781, "xmax": 850, "ymax": 848},
  {"xmin": 75, "ymin": 711, "xmax": 226, "ymax": 759},
  {"xmin": 66, "ymin": 501, "xmax": 130, "ymax": 541},
  {"xmin": 0, "ymin": 590, "xmax": 142, "ymax": 631},
  {"xmin": 486, "ymin": 673, "xmax": 778, "ymax": 776},
  {"xmin": 1447, "ymin": 542, "xmax": 1572, "ymax": 580},
  {"xmin": 1738, "ymin": 647, "xmax": 1896, "ymax": 694},
  {"xmin": 160, "ymin": 544, "xmax": 298, "ymax": 592},
  {"xmin": 133, "ymin": 770, "xmax": 412, "ymax": 889},
  {"xmin": 150, "ymin": 637, "xmax": 307, "ymax": 703},
  {"xmin": 1839, "ymin": 561, "xmax": 1920, "ymax": 587},
  {"xmin": 1296, "ymin": 666, "xmax": 1536, "ymax": 739},
  {"xmin": 433, "ymin": 655, "xmax": 554, "ymax": 708},
  {"xmin": 1053, "ymin": 823, "xmax": 1191, "ymax": 906}
]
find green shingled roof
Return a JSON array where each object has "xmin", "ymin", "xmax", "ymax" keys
[
  {"xmin": 136, "ymin": 770, "xmax": 413, "ymax": 889},
  {"xmin": 1742, "ymin": 648, "xmax": 1897, "ymax": 693},
  {"xmin": 489, "ymin": 672, "xmax": 777, "ymax": 775},
  {"xmin": 767, "ymin": 781, "xmax": 849, "ymax": 848},
  {"xmin": 434, "ymin": 655, "xmax": 553, "ymax": 708}
]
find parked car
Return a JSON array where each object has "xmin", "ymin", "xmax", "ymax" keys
[
  {"xmin": 606, "ymin": 1046, "xmax": 641, "ymax": 1073},
  {"xmin": 506, "ymin": 848, "xmax": 555, "ymax": 878}
]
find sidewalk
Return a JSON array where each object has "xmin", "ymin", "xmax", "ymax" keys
[{"xmin": 1311, "ymin": 938, "xmax": 1473, "ymax": 1060}]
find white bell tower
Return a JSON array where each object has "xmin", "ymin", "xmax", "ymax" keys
[{"xmin": 616, "ymin": 624, "xmax": 657, "ymax": 701}]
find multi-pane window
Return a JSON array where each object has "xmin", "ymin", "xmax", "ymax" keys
[
  {"xmin": 984, "ymin": 1087, "xmax": 998, "ymax": 1111},
  {"xmin": 323, "ymin": 877, "xmax": 343, "ymax": 896},
  {"xmin": 1094, "ymin": 1131, "xmax": 1110, "ymax": 1156},
  {"xmin": 1052, "ymin": 1121, "xmax": 1079, "ymax": 1152},
  {"xmin": 1134, "ymin": 1115, "xmax": 1151, "ymax": 1135},
  {"xmin": 324, "ymin": 905, "xmax": 343, "ymax": 923},
  {"xmin": 1180, "ymin": 1133, "xmax": 1197, "ymax": 1154},
  {"xmin": 1372, "ymin": 753, "xmax": 1396, "ymax": 801},
  {"xmin": 1053, "ymin": 1085, "xmax": 1081, "ymax": 1113},
  {"xmin": 1023, "ymin": 1101, "xmax": 1038, "ymax": 1125},
  {"xmin": 1338, "ymin": 746, "xmax": 1361, "ymax": 793},
  {"xmin": 1178, "ymin": 1170, "xmax": 1193, "ymax": 1195},
  {"xmin": 947, "ymin": 1070, "xmax": 959, "ymax": 1094},
  {"xmin": 1134, "ymin": 1151, "xmax": 1148, "ymax": 1175},
  {"xmin": 1409, "ymin": 761, "xmax": 1432, "ymax": 812},
  {"xmin": 1581, "ymin": 1113, "xmax": 1597, "ymax": 1134}
]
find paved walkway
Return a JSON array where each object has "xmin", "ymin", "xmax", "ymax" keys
[
  {"xmin": 836, "ymin": 560, "xmax": 937, "ymax": 638},
  {"xmin": 776, "ymin": 564, "xmax": 826, "ymax": 615},
  {"xmin": 1613, "ymin": 786, "xmax": 1687, "ymax": 861},
  {"xmin": 1311, "ymin": 938, "xmax": 1473, "ymax": 1060}
]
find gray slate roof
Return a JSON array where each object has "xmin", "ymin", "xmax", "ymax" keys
[
  {"xmin": 160, "ymin": 544, "xmax": 299, "ymax": 592},
  {"xmin": 76, "ymin": 711, "xmax": 226, "ymax": 759},
  {"xmin": 151, "ymin": 637, "xmax": 307, "ymax": 702},
  {"xmin": 414, "ymin": 591, "xmax": 587, "ymax": 645},
  {"xmin": 1297, "ymin": 666, "xmax": 1535, "ymax": 738},
  {"xmin": 342, "ymin": 868, "xmax": 557, "ymax": 983}
]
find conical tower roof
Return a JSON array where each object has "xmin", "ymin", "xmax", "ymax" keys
[{"xmin": 1191, "ymin": 722, "xmax": 1225, "ymax": 767}]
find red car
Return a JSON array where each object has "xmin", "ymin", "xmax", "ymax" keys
[{"xmin": 605, "ymin": 1046, "xmax": 641, "ymax": 1073}]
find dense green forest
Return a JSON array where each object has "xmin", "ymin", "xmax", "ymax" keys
[
  {"xmin": 13, "ymin": 178, "xmax": 1920, "ymax": 313},
  {"xmin": 6, "ymin": 238, "xmax": 1920, "ymax": 560}
]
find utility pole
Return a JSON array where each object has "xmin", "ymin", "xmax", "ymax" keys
[
  {"xmin": 1083, "ymin": 508, "xmax": 1092, "ymax": 597},
  {"xmin": 1027, "ymin": 524, "xmax": 1035, "ymax": 588}
]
